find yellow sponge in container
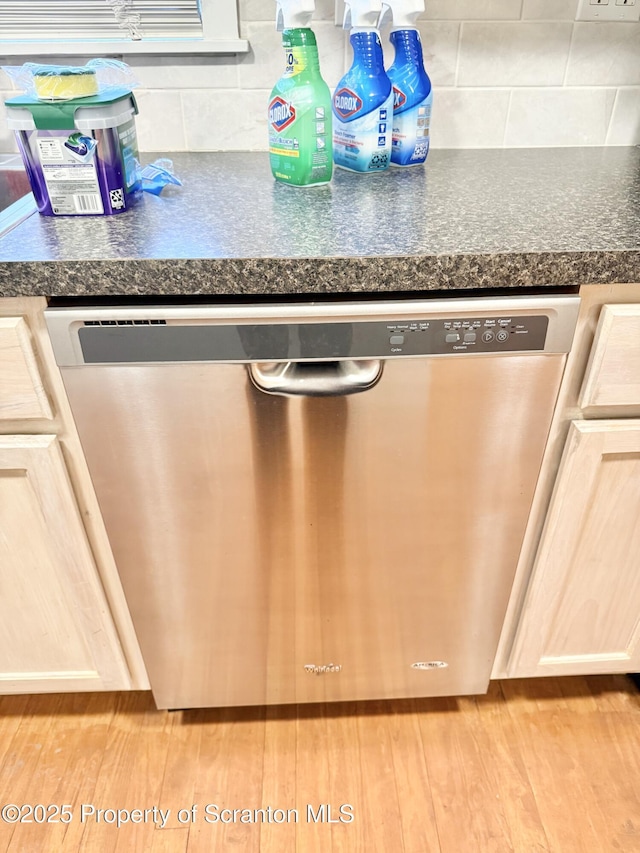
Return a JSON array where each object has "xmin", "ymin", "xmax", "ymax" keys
[{"xmin": 33, "ymin": 66, "xmax": 99, "ymax": 100}]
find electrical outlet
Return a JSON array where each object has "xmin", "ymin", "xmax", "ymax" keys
[{"xmin": 577, "ymin": 0, "xmax": 640, "ymax": 18}]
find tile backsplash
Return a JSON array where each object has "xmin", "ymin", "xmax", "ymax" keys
[{"xmin": 1, "ymin": 0, "xmax": 639, "ymax": 152}]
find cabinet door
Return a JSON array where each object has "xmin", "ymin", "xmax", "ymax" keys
[
  {"xmin": 0, "ymin": 317, "xmax": 52, "ymax": 420},
  {"xmin": 0, "ymin": 435, "xmax": 131, "ymax": 693},
  {"xmin": 507, "ymin": 420, "xmax": 640, "ymax": 677}
]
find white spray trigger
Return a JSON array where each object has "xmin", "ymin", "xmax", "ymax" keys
[
  {"xmin": 382, "ymin": 0, "xmax": 424, "ymax": 27},
  {"xmin": 275, "ymin": 0, "xmax": 315, "ymax": 31},
  {"xmin": 378, "ymin": 4, "xmax": 392, "ymax": 27},
  {"xmin": 342, "ymin": 0, "xmax": 384, "ymax": 30}
]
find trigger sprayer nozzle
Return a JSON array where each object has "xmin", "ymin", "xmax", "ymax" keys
[
  {"xmin": 342, "ymin": 0, "xmax": 384, "ymax": 30},
  {"xmin": 380, "ymin": 0, "xmax": 424, "ymax": 28},
  {"xmin": 275, "ymin": 0, "xmax": 315, "ymax": 31}
]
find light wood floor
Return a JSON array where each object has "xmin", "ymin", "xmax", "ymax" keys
[{"xmin": 0, "ymin": 675, "xmax": 638, "ymax": 852}]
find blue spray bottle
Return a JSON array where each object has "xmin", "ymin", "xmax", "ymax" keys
[
  {"xmin": 382, "ymin": 0, "xmax": 432, "ymax": 166},
  {"xmin": 332, "ymin": 0, "xmax": 393, "ymax": 173}
]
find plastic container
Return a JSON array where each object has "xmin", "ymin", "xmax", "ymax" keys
[
  {"xmin": 332, "ymin": 30, "xmax": 393, "ymax": 173},
  {"xmin": 4, "ymin": 88, "xmax": 141, "ymax": 216},
  {"xmin": 387, "ymin": 28, "xmax": 432, "ymax": 166},
  {"xmin": 268, "ymin": 28, "xmax": 333, "ymax": 187}
]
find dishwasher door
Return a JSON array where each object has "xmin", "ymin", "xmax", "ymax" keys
[{"xmin": 46, "ymin": 296, "xmax": 578, "ymax": 709}]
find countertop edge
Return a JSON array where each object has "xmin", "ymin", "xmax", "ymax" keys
[{"xmin": 1, "ymin": 250, "xmax": 639, "ymax": 298}]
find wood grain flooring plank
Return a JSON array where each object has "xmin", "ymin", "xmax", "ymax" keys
[
  {"xmin": 0, "ymin": 693, "xmax": 35, "ymax": 851},
  {"xmin": 178, "ymin": 707, "xmax": 234, "ymax": 853},
  {"xmin": 295, "ymin": 704, "xmax": 333, "ymax": 853},
  {"xmin": 0, "ymin": 694, "xmax": 67, "ymax": 853},
  {"xmin": 0, "ymin": 694, "xmax": 31, "ymax": 765},
  {"xmin": 416, "ymin": 695, "xmax": 516, "ymax": 853},
  {"xmin": 387, "ymin": 699, "xmax": 441, "ymax": 853},
  {"xmin": 154, "ymin": 710, "xmax": 202, "ymax": 831},
  {"xmin": 112, "ymin": 694, "xmax": 175, "ymax": 853},
  {"xmin": 501, "ymin": 677, "xmax": 640, "ymax": 852},
  {"xmin": 324, "ymin": 702, "xmax": 367, "ymax": 853},
  {"xmin": 355, "ymin": 700, "xmax": 405, "ymax": 853},
  {"xmin": 4, "ymin": 693, "xmax": 117, "ymax": 853},
  {"xmin": 499, "ymin": 677, "xmax": 573, "ymax": 713},
  {"xmin": 586, "ymin": 673, "xmax": 640, "ymax": 712},
  {"xmin": 149, "ymin": 826, "xmax": 189, "ymax": 851},
  {"xmin": 571, "ymin": 711, "xmax": 640, "ymax": 851},
  {"xmin": 555, "ymin": 674, "xmax": 600, "ymax": 710},
  {"xmin": 259, "ymin": 705, "xmax": 297, "ymax": 853},
  {"xmin": 77, "ymin": 692, "xmax": 171, "ymax": 853},
  {"xmin": 55, "ymin": 695, "xmax": 119, "ymax": 853},
  {"xmin": 473, "ymin": 682, "xmax": 550, "ymax": 852},
  {"xmin": 187, "ymin": 706, "xmax": 266, "ymax": 853},
  {"xmin": 562, "ymin": 679, "xmax": 640, "ymax": 851}
]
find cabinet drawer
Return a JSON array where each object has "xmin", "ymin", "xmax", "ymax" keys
[
  {"xmin": 0, "ymin": 317, "xmax": 52, "ymax": 420},
  {"xmin": 580, "ymin": 304, "xmax": 640, "ymax": 416}
]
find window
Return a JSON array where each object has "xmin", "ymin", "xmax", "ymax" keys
[{"xmin": 0, "ymin": 0, "xmax": 248, "ymax": 55}]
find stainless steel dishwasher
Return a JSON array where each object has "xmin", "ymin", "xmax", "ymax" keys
[{"xmin": 46, "ymin": 295, "xmax": 578, "ymax": 710}]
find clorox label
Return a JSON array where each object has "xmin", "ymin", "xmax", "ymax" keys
[
  {"xmin": 269, "ymin": 97, "xmax": 296, "ymax": 131},
  {"xmin": 333, "ymin": 90, "xmax": 393, "ymax": 173},
  {"xmin": 333, "ymin": 88, "xmax": 363, "ymax": 120},
  {"xmin": 393, "ymin": 86, "xmax": 407, "ymax": 109}
]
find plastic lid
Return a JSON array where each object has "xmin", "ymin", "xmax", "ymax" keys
[{"xmin": 4, "ymin": 89, "xmax": 137, "ymax": 131}]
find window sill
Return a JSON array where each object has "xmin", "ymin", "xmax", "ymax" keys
[{"xmin": 0, "ymin": 38, "xmax": 249, "ymax": 57}]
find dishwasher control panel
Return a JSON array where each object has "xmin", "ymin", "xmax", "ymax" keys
[
  {"xmin": 385, "ymin": 314, "xmax": 549, "ymax": 356},
  {"xmin": 45, "ymin": 297, "xmax": 580, "ymax": 367},
  {"xmin": 72, "ymin": 313, "xmax": 550, "ymax": 363}
]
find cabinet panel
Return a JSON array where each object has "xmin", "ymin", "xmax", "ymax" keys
[
  {"xmin": 0, "ymin": 317, "xmax": 52, "ymax": 420},
  {"xmin": 580, "ymin": 304, "xmax": 640, "ymax": 416},
  {"xmin": 507, "ymin": 420, "xmax": 640, "ymax": 677},
  {"xmin": 0, "ymin": 435, "xmax": 130, "ymax": 693}
]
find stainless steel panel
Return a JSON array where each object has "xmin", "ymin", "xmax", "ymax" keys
[
  {"xmin": 61, "ymin": 353, "xmax": 566, "ymax": 709},
  {"xmin": 45, "ymin": 295, "xmax": 580, "ymax": 366}
]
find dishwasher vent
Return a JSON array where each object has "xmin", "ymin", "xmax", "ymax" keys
[{"xmin": 83, "ymin": 319, "xmax": 167, "ymax": 326}]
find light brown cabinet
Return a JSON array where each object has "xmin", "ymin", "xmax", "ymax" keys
[
  {"xmin": 504, "ymin": 419, "xmax": 640, "ymax": 677},
  {"xmin": 0, "ymin": 435, "xmax": 131, "ymax": 692},
  {"xmin": 0, "ymin": 297, "xmax": 148, "ymax": 694},
  {"xmin": 497, "ymin": 287, "xmax": 640, "ymax": 679},
  {"xmin": 0, "ymin": 317, "xmax": 52, "ymax": 420},
  {"xmin": 579, "ymin": 304, "xmax": 640, "ymax": 417}
]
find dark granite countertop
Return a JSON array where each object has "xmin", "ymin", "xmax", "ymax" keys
[{"xmin": 0, "ymin": 147, "xmax": 639, "ymax": 297}]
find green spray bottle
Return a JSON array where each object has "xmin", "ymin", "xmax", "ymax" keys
[{"xmin": 268, "ymin": 0, "xmax": 333, "ymax": 187}]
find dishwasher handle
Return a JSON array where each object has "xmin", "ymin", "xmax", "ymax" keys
[{"xmin": 249, "ymin": 360, "xmax": 383, "ymax": 397}]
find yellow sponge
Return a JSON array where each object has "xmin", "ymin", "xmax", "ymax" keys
[{"xmin": 34, "ymin": 66, "xmax": 99, "ymax": 100}]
